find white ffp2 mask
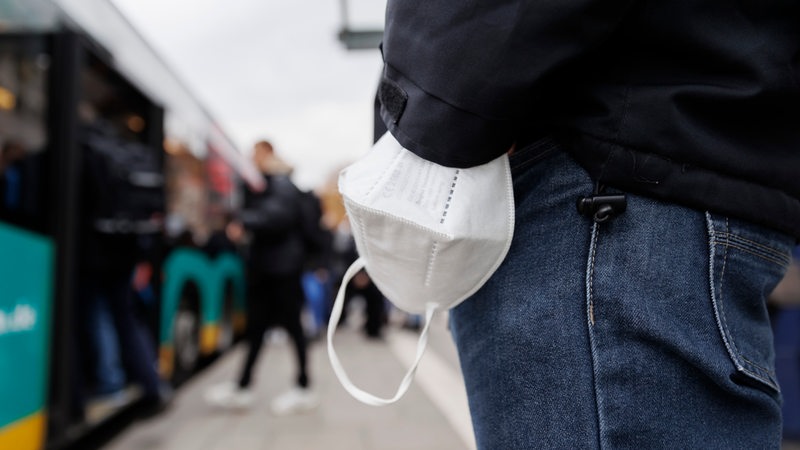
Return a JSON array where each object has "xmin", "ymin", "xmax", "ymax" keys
[{"xmin": 327, "ymin": 132, "xmax": 515, "ymax": 406}]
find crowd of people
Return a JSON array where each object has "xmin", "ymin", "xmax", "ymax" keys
[
  {"xmin": 61, "ymin": 117, "xmax": 402, "ymax": 422},
  {"xmin": 48, "ymin": 129, "xmax": 404, "ymax": 423}
]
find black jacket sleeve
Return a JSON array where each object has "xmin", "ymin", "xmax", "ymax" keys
[{"xmin": 380, "ymin": 0, "xmax": 634, "ymax": 168}]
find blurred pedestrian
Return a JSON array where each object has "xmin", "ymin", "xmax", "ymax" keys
[
  {"xmin": 297, "ymin": 189, "xmax": 334, "ymax": 340},
  {"xmin": 77, "ymin": 121, "xmax": 171, "ymax": 417},
  {"xmin": 205, "ymin": 140, "xmax": 319, "ymax": 415},
  {"xmin": 364, "ymin": 1, "xmax": 800, "ymax": 448},
  {"xmin": 330, "ymin": 218, "xmax": 385, "ymax": 339}
]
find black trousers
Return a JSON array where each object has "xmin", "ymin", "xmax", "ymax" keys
[
  {"xmin": 338, "ymin": 275, "xmax": 385, "ymax": 337},
  {"xmin": 238, "ymin": 272, "xmax": 309, "ymax": 389}
]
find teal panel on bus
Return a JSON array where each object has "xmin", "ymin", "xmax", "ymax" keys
[
  {"xmin": 0, "ymin": 222, "xmax": 54, "ymax": 429},
  {"xmin": 160, "ymin": 248, "xmax": 245, "ymax": 344}
]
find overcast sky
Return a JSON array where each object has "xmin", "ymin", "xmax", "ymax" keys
[{"xmin": 110, "ymin": 0, "xmax": 386, "ymax": 190}]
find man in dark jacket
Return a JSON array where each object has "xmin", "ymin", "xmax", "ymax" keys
[
  {"xmin": 205, "ymin": 140, "xmax": 318, "ymax": 415},
  {"xmin": 375, "ymin": 1, "xmax": 799, "ymax": 448}
]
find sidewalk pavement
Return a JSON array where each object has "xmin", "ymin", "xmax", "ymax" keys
[{"xmin": 106, "ymin": 313, "xmax": 476, "ymax": 450}]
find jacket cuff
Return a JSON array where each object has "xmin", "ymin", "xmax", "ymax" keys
[{"xmin": 378, "ymin": 64, "xmax": 515, "ymax": 169}]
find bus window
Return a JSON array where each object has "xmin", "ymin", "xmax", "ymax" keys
[{"xmin": 0, "ymin": 36, "xmax": 51, "ymax": 234}]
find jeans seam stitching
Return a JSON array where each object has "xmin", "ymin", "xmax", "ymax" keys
[
  {"xmin": 586, "ymin": 221, "xmax": 604, "ymax": 448},
  {"xmin": 707, "ymin": 213, "xmax": 740, "ymax": 369},
  {"xmin": 718, "ymin": 232, "xmax": 791, "ymax": 261},
  {"xmin": 741, "ymin": 355, "xmax": 777, "ymax": 377},
  {"xmin": 719, "ymin": 241, "xmax": 789, "ymax": 267},
  {"xmin": 587, "ymin": 224, "xmax": 599, "ymax": 327},
  {"xmin": 717, "ymin": 232, "xmax": 791, "ymax": 267},
  {"xmin": 719, "ymin": 219, "xmax": 730, "ymax": 351}
]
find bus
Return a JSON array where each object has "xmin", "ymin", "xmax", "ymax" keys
[{"xmin": 0, "ymin": 0, "xmax": 262, "ymax": 448}]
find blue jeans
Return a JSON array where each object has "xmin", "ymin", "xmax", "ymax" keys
[
  {"xmin": 450, "ymin": 140, "xmax": 793, "ymax": 449},
  {"xmin": 87, "ymin": 293, "xmax": 126, "ymax": 394}
]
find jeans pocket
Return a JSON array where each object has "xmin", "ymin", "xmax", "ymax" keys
[{"xmin": 707, "ymin": 213, "xmax": 793, "ymax": 392}]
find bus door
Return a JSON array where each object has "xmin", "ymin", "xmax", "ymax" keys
[
  {"xmin": 0, "ymin": 33, "xmax": 58, "ymax": 450},
  {"xmin": 0, "ymin": 29, "xmax": 166, "ymax": 449}
]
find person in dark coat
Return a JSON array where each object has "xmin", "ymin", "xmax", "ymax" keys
[{"xmin": 205, "ymin": 140, "xmax": 318, "ymax": 415}]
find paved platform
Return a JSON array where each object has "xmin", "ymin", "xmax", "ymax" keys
[{"xmin": 106, "ymin": 313, "xmax": 476, "ymax": 450}]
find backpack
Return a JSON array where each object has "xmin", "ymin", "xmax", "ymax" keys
[{"xmin": 297, "ymin": 190, "xmax": 332, "ymax": 266}]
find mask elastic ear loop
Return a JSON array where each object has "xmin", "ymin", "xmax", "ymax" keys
[{"xmin": 327, "ymin": 257, "xmax": 436, "ymax": 406}]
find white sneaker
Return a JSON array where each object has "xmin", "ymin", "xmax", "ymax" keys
[
  {"xmin": 270, "ymin": 387, "xmax": 320, "ymax": 416},
  {"xmin": 204, "ymin": 382, "xmax": 254, "ymax": 411}
]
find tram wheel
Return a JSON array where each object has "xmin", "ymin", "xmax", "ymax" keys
[{"xmin": 172, "ymin": 283, "xmax": 200, "ymax": 385}]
